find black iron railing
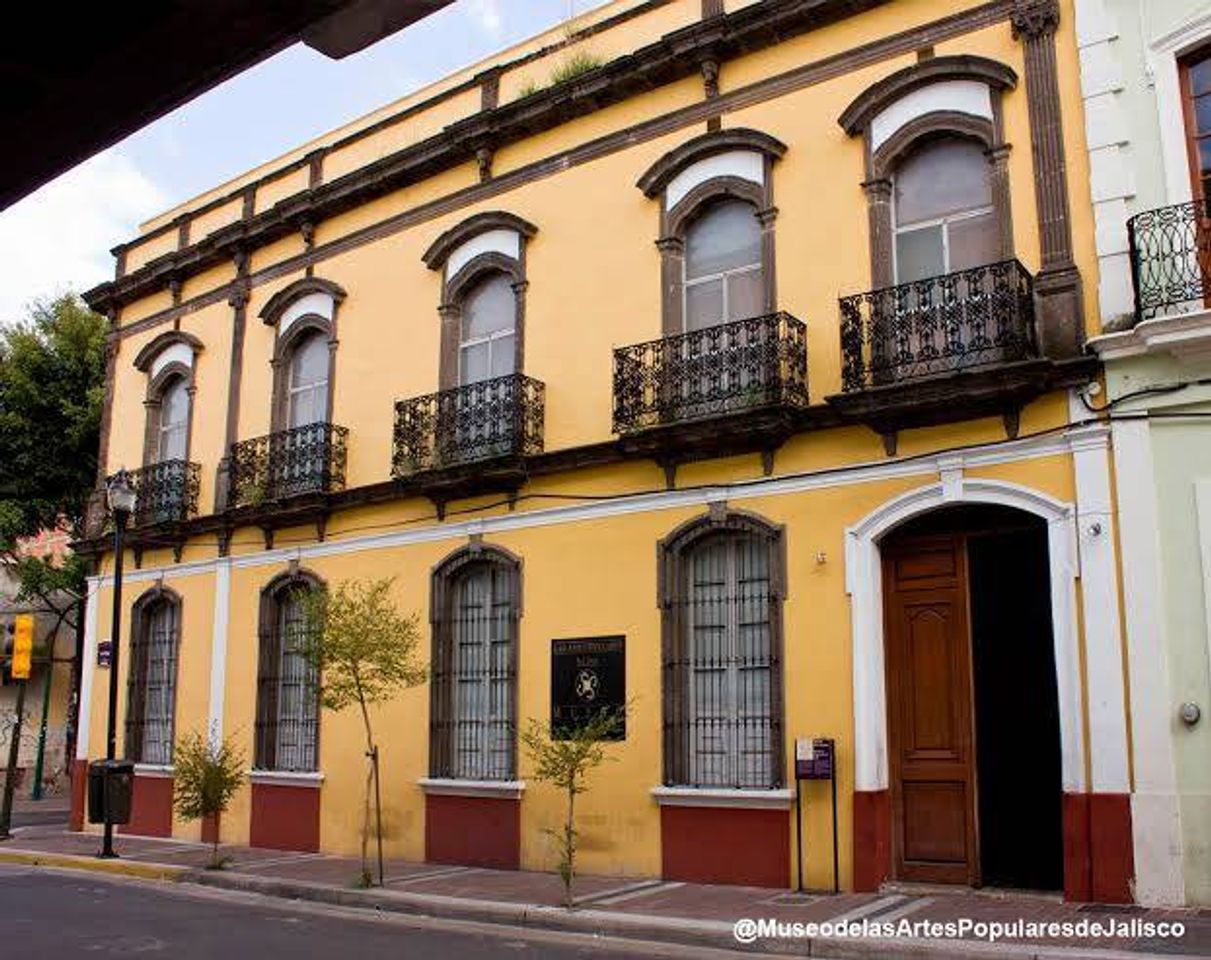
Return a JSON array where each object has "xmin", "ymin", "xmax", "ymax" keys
[
  {"xmin": 612, "ymin": 312, "xmax": 809, "ymax": 434},
  {"xmin": 127, "ymin": 460, "xmax": 201, "ymax": 527},
  {"xmin": 839, "ymin": 259, "xmax": 1037, "ymax": 392},
  {"xmin": 229, "ymin": 422, "xmax": 348, "ymax": 508},
  {"xmin": 1128, "ymin": 200, "xmax": 1211, "ymax": 322},
  {"xmin": 392, "ymin": 373, "xmax": 545, "ymax": 477}
]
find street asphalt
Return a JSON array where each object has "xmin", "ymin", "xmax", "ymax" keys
[{"xmin": 0, "ymin": 864, "xmax": 764, "ymax": 960}]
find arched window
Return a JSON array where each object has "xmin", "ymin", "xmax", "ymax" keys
[
  {"xmin": 126, "ymin": 588, "xmax": 181, "ymax": 765},
  {"xmin": 259, "ymin": 277, "xmax": 345, "ymax": 434},
  {"xmin": 286, "ymin": 331, "xmax": 330, "ymax": 428},
  {"xmin": 684, "ymin": 200, "xmax": 764, "ymax": 331},
  {"xmin": 660, "ymin": 512, "xmax": 785, "ymax": 789},
  {"xmin": 134, "ymin": 329, "xmax": 202, "ymax": 468},
  {"xmin": 422, "ymin": 211, "xmax": 536, "ymax": 392},
  {"xmin": 459, "ymin": 273, "xmax": 517, "ymax": 385},
  {"xmin": 255, "ymin": 572, "xmax": 322, "ymax": 772},
  {"xmin": 430, "ymin": 546, "xmax": 520, "ymax": 781},
  {"xmin": 155, "ymin": 375, "xmax": 190, "ymax": 462},
  {"xmin": 893, "ymin": 138, "xmax": 999, "ymax": 283},
  {"xmin": 636, "ymin": 128, "xmax": 785, "ymax": 336}
]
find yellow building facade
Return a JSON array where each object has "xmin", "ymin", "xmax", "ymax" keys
[{"xmin": 76, "ymin": 0, "xmax": 1136, "ymax": 902}]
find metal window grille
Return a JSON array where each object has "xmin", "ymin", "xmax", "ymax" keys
[
  {"xmin": 125, "ymin": 600, "xmax": 179, "ymax": 765},
  {"xmin": 255, "ymin": 587, "xmax": 319, "ymax": 772},
  {"xmin": 431, "ymin": 561, "xmax": 517, "ymax": 781},
  {"xmin": 667, "ymin": 532, "xmax": 781, "ymax": 788}
]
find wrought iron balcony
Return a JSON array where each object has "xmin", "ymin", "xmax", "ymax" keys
[
  {"xmin": 1128, "ymin": 200, "xmax": 1211, "ymax": 322},
  {"xmin": 127, "ymin": 460, "xmax": 201, "ymax": 527},
  {"xmin": 838, "ymin": 259, "xmax": 1037, "ymax": 392},
  {"xmin": 612, "ymin": 312, "xmax": 809, "ymax": 434},
  {"xmin": 392, "ymin": 373, "xmax": 544, "ymax": 478},
  {"xmin": 228, "ymin": 422, "xmax": 348, "ymax": 508}
]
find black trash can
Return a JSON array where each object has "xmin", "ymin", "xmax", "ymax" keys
[{"xmin": 87, "ymin": 759, "xmax": 134, "ymax": 825}]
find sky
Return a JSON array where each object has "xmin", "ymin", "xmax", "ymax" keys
[{"xmin": 0, "ymin": 0, "xmax": 609, "ymax": 324}]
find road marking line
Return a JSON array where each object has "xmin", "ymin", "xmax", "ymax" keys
[
  {"xmin": 825, "ymin": 894, "xmax": 907, "ymax": 926},
  {"xmin": 385, "ymin": 865, "xmax": 476, "ymax": 886},
  {"xmin": 590, "ymin": 880, "xmax": 686, "ymax": 906},
  {"xmin": 573, "ymin": 879, "xmax": 667, "ymax": 906},
  {"xmin": 235, "ymin": 853, "xmax": 332, "ymax": 870}
]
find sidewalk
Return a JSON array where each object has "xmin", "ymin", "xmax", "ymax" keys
[{"xmin": 0, "ymin": 825, "xmax": 1207, "ymax": 959}]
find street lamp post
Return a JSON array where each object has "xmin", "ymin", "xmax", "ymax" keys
[{"xmin": 99, "ymin": 469, "xmax": 136, "ymax": 859}]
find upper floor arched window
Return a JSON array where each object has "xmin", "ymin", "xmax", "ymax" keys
[
  {"xmin": 259, "ymin": 277, "xmax": 345, "ymax": 433},
  {"xmin": 287, "ymin": 330, "xmax": 331, "ymax": 428},
  {"xmin": 684, "ymin": 199, "xmax": 764, "ymax": 331},
  {"xmin": 839, "ymin": 55, "xmax": 1018, "ymax": 289},
  {"xmin": 133, "ymin": 330, "xmax": 203, "ymax": 467},
  {"xmin": 636, "ymin": 128, "xmax": 785, "ymax": 336},
  {"xmin": 459, "ymin": 272, "xmax": 517, "ymax": 385},
  {"xmin": 893, "ymin": 137, "xmax": 999, "ymax": 283},
  {"xmin": 422, "ymin": 211, "xmax": 537, "ymax": 391}
]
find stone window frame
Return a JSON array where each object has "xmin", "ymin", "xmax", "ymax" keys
[
  {"xmin": 133, "ymin": 330, "xmax": 203, "ymax": 467},
  {"xmin": 125, "ymin": 584, "xmax": 183, "ymax": 765},
  {"xmin": 427, "ymin": 541, "xmax": 523, "ymax": 781},
  {"xmin": 422, "ymin": 211, "xmax": 538, "ymax": 391},
  {"xmin": 254, "ymin": 567, "xmax": 326, "ymax": 773},
  {"xmin": 657, "ymin": 506, "xmax": 788, "ymax": 789},
  {"xmin": 258, "ymin": 277, "xmax": 347, "ymax": 433},
  {"xmin": 838, "ymin": 55, "xmax": 1019, "ymax": 290},
  {"xmin": 636, "ymin": 128, "xmax": 787, "ymax": 336}
]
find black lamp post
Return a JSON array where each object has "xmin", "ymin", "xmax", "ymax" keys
[{"xmin": 99, "ymin": 469, "xmax": 136, "ymax": 859}]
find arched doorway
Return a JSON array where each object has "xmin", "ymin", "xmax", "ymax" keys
[{"xmin": 880, "ymin": 505, "xmax": 1063, "ymax": 890}]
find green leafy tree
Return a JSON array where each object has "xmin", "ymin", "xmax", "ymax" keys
[
  {"xmin": 520, "ymin": 706, "xmax": 626, "ymax": 908},
  {"xmin": 173, "ymin": 730, "xmax": 245, "ymax": 869},
  {"xmin": 0, "ymin": 294, "xmax": 107, "ymax": 635},
  {"xmin": 301, "ymin": 578, "xmax": 425, "ymax": 887}
]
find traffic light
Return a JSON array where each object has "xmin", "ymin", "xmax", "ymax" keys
[{"xmin": 10, "ymin": 615, "xmax": 32, "ymax": 680}]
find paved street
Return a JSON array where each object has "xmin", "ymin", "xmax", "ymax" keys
[{"xmin": 0, "ymin": 865, "xmax": 757, "ymax": 960}]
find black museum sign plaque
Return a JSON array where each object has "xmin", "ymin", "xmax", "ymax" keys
[{"xmin": 550, "ymin": 635, "xmax": 626, "ymax": 740}]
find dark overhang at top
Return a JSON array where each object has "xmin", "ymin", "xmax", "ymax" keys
[{"xmin": 0, "ymin": 0, "xmax": 454, "ymax": 211}]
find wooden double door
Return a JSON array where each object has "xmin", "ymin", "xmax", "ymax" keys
[{"xmin": 882, "ymin": 516, "xmax": 1063, "ymax": 890}]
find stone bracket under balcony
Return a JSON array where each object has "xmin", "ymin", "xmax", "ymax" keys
[
  {"xmin": 612, "ymin": 312, "xmax": 811, "ymax": 482},
  {"xmin": 392, "ymin": 373, "xmax": 545, "ymax": 515},
  {"xmin": 827, "ymin": 358, "xmax": 1069, "ymax": 456}
]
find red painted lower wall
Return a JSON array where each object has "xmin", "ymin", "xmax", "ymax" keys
[
  {"xmin": 69, "ymin": 758, "xmax": 87, "ymax": 831},
  {"xmin": 1062, "ymin": 792, "xmax": 1134, "ymax": 904},
  {"xmin": 1090, "ymin": 793, "xmax": 1134, "ymax": 904},
  {"xmin": 1062, "ymin": 792, "xmax": 1092, "ymax": 902},
  {"xmin": 661, "ymin": 805, "xmax": 789, "ymax": 888},
  {"xmin": 852, "ymin": 789, "xmax": 892, "ymax": 892},
  {"xmin": 122, "ymin": 774, "xmax": 173, "ymax": 838},
  {"xmin": 249, "ymin": 783, "xmax": 321, "ymax": 852},
  {"xmin": 425, "ymin": 794, "xmax": 520, "ymax": 869}
]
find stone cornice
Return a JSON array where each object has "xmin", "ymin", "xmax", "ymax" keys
[{"xmin": 83, "ymin": 0, "xmax": 890, "ymax": 317}]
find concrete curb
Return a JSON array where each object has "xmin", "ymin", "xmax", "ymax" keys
[
  {"xmin": 0, "ymin": 847, "xmax": 188, "ymax": 882},
  {"xmin": 180, "ymin": 870, "xmax": 1205, "ymax": 960}
]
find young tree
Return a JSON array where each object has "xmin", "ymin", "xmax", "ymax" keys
[
  {"xmin": 520, "ymin": 707, "xmax": 626, "ymax": 908},
  {"xmin": 173, "ymin": 730, "xmax": 245, "ymax": 869},
  {"xmin": 301, "ymin": 578, "xmax": 425, "ymax": 887}
]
